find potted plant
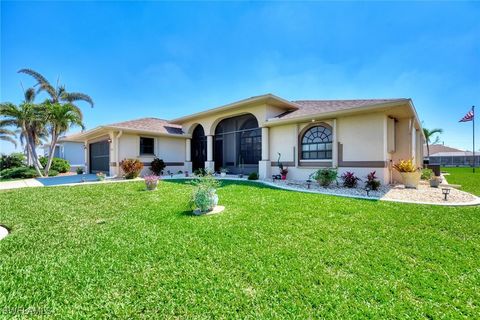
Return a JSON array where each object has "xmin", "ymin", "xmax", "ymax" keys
[
  {"xmin": 76, "ymin": 167, "xmax": 84, "ymax": 175},
  {"xmin": 220, "ymin": 168, "xmax": 228, "ymax": 177},
  {"xmin": 144, "ymin": 175, "xmax": 160, "ymax": 190},
  {"xmin": 190, "ymin": 175, "xmax": 220, "ymax": 214},
  {"xmin": 96, "ymin": 172, "xmax": 106, "ymax": 181},
  {"xmin": 393, "ymin": 159, "xmax": 421, "ymax": 188},
  {"xmin": 311, "ymin": 168, "xmax": 337, "ymax": 187}
]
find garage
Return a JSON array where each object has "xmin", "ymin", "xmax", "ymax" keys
[{"xmin": 89, "ymin": 140, "xmax": 110, "ymax": 174}]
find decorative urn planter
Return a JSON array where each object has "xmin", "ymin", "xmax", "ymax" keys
[
  {"xmin": 429, "ymin": 176, "xmax": 441, "ymax": 188},
  {"xmin": 400, "ymin": 171, "xmax": 421, "ymax": 189},
  {"xmin": 144, "ymin": 175, "xmax": 160, "ymax": 191},
  {"xmin": 220, "ymin": 172, "xmax": 227, "ymax": 177}
]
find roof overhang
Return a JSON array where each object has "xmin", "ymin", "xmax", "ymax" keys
[
  {"xmin": 65, "ymin": 126, "xmax": 189, "ymax": 142},
  {"xmin": 170, "ymin": 93, "xmax": 299, "ymax": 124},
  {"xmin": 264, "ymin": 99, "xmax": 424, "ymax": 134}
]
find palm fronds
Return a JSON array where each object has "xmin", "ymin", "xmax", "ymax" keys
[
  {"xmin": 18, "ymin": 68, "xmax": 56, "ymax": 98},
  {"xmin": 61, "ymin": 92, "xmax": 94, "ymax": 108}
]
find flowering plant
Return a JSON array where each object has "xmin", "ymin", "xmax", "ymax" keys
[
  {"xmin": 144, "ymin": 175, "xmax": 160, "ymax": 190},
  {"xmin": 120, "ymin": 159, "xmax": 144, "ymax": 179},
  {"xmin": 96, "ymin": 172, "xmax": 106, "ymax": 181}
]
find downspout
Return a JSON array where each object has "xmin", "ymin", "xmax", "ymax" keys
[{"xmin": 116, "ymin": 130, "xmax": 123, "ymax": 176}]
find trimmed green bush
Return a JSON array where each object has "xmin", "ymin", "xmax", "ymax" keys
[
  {"xmin": 248, "ymin": 172, "xmax": 259, "ymax": 180},
  {"xmin": 0, "ymin": 153, "xmax": 26, "ymax": 170},
  {"xmin": 311, "ymin": 168, "xmax": 338, "ymax": 187},
  {"xmin": 47, "ymin": 169, "xmax": 59, "ymax": 177},
  {"xmin": 0, "ymin": 167, "xmax": 38, "ymax": 179},
  {"xmin": 39, "ymin": 157, "xmax": 71, "ymax": 173},
  {"xmin": 421, "ymin": 168, "xmax": 433, "ymax": 180}
]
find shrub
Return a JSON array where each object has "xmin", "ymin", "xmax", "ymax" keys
[
  {"xmin": 0, "ymin": 153, "xmax": 25, "ymax": 170},
  {"xmin": 421, "ymin": 168, "xmax": 433, "ymax": 180},
  {"xmin": 341, "ymin": 171, "xmax": 361, "ymax": 188},
  {"xmin": 311, "ymin": 168, "xmax": 338, "ymax": 187},
  {"xmin": 0, "ymin": 167, "xmax": 38, "ymax": 179},
  {"xmin": 76, "ymin": 167, "xmax": 84, "ymax": 174},
  {"xmin": 150, "ymin": 158, "xmax": 166, "ymax": 175},
  {"xmin": 194, "ymin": 168, "xmax": 208, "ymax": 177},
  {"xmin": 365, "ymin": 171, "xmax": 381, "ymax": 191},
  {"xmin": 120, "ymin": 159, "xmax": 144, "ymax": 179},
  {"xmin": 47, "ymin": 169, "xmax": 59, "ymax": 177},
  {"xmin": 248, "ymin": 172, "xmax": 259, "ymax": 180},
  {"xmin": 190, "ymin": 176, "xmax": 220, "ymax": 212},
  {"xmin": 39, "ymin": 157, "xmax": 70, "ymax": 173},
  {"xmin": 393, "ymin": 159, "xmax": 418, "ymax": 173}
]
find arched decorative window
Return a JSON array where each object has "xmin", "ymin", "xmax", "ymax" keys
[{"xmin": 301, "ymin": 125, "xmax": 333, "ymax": 159}]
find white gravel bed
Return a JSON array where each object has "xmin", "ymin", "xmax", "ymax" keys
[{"xmin": 265, "ymin": 179, "xmax": 479, "ymax": 206}]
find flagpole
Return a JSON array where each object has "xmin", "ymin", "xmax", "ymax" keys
[{"xmin": 473, "ymin": 105, "xmax": 476, "ymax": 173}]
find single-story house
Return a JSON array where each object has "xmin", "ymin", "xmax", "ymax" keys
[
  {"xmin": 424, "ymin": 144, "xmax": 479, "ymax": 167},
  {"xmin": 41, "ymin": 137, "xmax": 85, "ymax": 171},
  {"xmin": 66, "ymin": 94, "xmax": 424, "ymax": 184}
]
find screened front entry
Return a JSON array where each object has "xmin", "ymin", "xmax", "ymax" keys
[
  {"xmin": 89, "ymin": 140, "xmax": 110, "ymax": 174},
  {"xmin": 191, "ymin": 125, "xmax": 207, "ymax": 171},
  {"xmin": 214, "ymin": 114, "xmax": 261, "ymax": 174}
]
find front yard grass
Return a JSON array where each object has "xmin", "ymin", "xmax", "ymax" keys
[
  {"xmin": 0, "ymin": 180, "xmax": 479, "ymax": 318},
  {"xmin": 443, "ymin": 167, "xmax": 480, "ymax": 195}
]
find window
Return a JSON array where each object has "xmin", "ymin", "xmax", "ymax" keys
[
  {"xmin": 140, "ymin": 137, "xmax": 154, "ymax": 155},
  {"xmin": 301, "ymin": 125, "xmax": 332, "ymax": 160}
]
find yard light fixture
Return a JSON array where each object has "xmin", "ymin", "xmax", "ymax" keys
[
  {"xmin": 365, "ymin": 187, "xmax": 371, "ymax": 197},
  {"xmin": 442, "ymin": 188, "xmax": 451, "ymax": 201},
  {"xmin": 107, "ymin": 138, "xmax": 112, "ymax": 143},
  {"xmin": 306, "ymin": 179, "xmax": 312, "ymax": 189}
]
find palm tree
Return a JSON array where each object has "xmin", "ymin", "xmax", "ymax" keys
[
  {"xmin": 18, "ymin": 69, "xmax": 93, "ymax": 175},
  {"xmin": 0, "ymin": 120, "xmax": 17, "ymax": 148},
  {"xmin": 43, "ymin": 102, "xmax": 85, "ymax": 173},
  {"xmin": 0, "ymin": 91, "xmax": 46, "ymax": 176},
  {"xmin": 423, "ymin": 127, "xmax": 444, "ymax": 158},
  {"xmin": 18, "ymin": 69, "xmax": 94, "ymax": 108}
]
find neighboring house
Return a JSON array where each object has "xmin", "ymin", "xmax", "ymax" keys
[
  {"xmin": 42, "ymin": 137, "xmax": 85, "ymax": 171},
  {"xmin": 425, "ymin": 144, "xmax": 479, "ymax": 167},
  {"xmin": 66, "ymin": 94, "xmax": 424, "ymax": 184}
]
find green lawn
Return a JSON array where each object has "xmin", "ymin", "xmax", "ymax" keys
[
  {"xmin": 0, "ymin": 180, "xmax": 479, "ymax": 318},
  {"xmin": 442, "ymin": 167, "xmax": 480, "ymax": 196}
]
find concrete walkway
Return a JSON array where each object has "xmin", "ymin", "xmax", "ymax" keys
[{"xmin": 0, "ymin": 179, "xmax": 43, "ymax": 191}]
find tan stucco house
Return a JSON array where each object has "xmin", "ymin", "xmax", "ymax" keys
[{"xmin": 67, "ymin": 94, "xmax": 424, "ymax": 184}]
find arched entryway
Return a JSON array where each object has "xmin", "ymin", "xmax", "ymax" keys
[
  {"xmin": 214, "ymin": 114, "xmax": 261, "ymax": 174},
  {"xmin": 191, "ymin": 125, "xmax": 207, "ymax": 171}
]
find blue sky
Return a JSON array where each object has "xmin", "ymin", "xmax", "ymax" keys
[{"xmin": 1, "ymin": 1, "xmax": 479, "ymax": 154}]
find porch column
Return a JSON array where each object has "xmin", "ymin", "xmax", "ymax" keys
[
  {"xmin": 205, "ymin": 135, "xmax": 215, "ymax": 172},
  {"xmin": 332, "ymin": 119, "xmax": 338, "ymax": 167},
  {"xmin": 261, "ymin": 127, "xmax": 269, "ymax": 161},
  {"xmin": 259, "ymin": 127, "xmax": 271, "ymax": 180},
  {"xmin": 185, "ymin": 138, "xmax": 192, "ymax": 173},
  {"xmin": 185, "ymin": 138, "xmax": 191, "ymax": 162},
  {"xmin": 83, "ymin": 142, "xmax": 88, "ymax": 173}
]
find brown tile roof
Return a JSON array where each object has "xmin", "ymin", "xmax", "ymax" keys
[
  {"xmin": 424, "ymin": 144, "xmax": 463, "ymax": 156},
  {"xmin": 274, "ymin": 99, "xmax": 408, "ymax": 120},
  {"xmin": 106, "ymin": 118, "xmax": 183, "ymax": 135}
]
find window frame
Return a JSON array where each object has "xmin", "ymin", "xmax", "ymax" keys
[
  {"xmin": 139, "ymin": 137, "xmax": 155, "ymax": 156},
  {"xmin": 299, "ymin": 124, "xmax": 333, "ymax": 161}
]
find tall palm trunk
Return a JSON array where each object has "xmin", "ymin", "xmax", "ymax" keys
[
  {"xmin": 45, "ymin": 130, "xmax": 59, "ymax": 175},
  {"xmin": 23, "ymin": 125, "xmax": 44, "ymax": 177}
]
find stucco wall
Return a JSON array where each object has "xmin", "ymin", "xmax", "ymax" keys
[
  {"xmin": 269, "ymin": 124, "xmax": 297, "ymax": 163},
  {"xmin": 117, "ymin": 133, "xmax": 185, "ymax": 176},
  {"xmin": 337, "ymin": 113, "xmax": 386, "ymax": 162}
]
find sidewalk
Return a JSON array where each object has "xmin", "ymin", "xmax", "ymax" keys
[{"xmin": 0, "ymin": 179, "xmax": 44, "ymax": 191}]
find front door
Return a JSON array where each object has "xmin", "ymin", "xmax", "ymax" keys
[{"xmin": 89, "ymin": 141, "xmax": 110, "ymax": 174}]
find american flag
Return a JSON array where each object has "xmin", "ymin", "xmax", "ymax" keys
[{"xmin": 459, "ymin": 108, "xmax": 474, "ymax": 122}]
